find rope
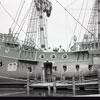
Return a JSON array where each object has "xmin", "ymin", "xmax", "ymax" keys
[
  {"xmin": 67, "ymin": 0, "xmax": 85, "ymax": 52},
  {"xmin": 0, "ymin": 1, "xmax": 42, "ymax": 51},
  {"xmin": 11, "ymin": 0, "xmax": 23, "ymax": 29},
  {"xmin": 55, "ymin": 0, "xmax": 93, "ymax": 35},
  {"xmin": 12, "ymin": 0, "xmax": 25, "ymax": 34},
  {"xmin": 77, "ymin": 0, "xmax": 89, "ymax": 43},
  {"xmin": 66, "ymin": 0, "xmax": 78, "ymax": 8},
  {"xmin": 0, "ymin": 2, "xmax": 26, "ymax": 34},
  {"xmin": 14, "ymin": 0, "xmax": 33, "ymax": 40}
]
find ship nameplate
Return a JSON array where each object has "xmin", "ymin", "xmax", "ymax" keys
[{"xmin": 7, "ymin": 62, "xmax": 17, "ymax": 71}]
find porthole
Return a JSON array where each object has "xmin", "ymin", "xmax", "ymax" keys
[
  {"xmin": 50, "ymin": 54, "xmax": 56, "ymax": 59},
  {"xmin": 39, "ymin": 54, "xmax": 45, "ymax": 59},
  {"xmin": 62, "ymin": 54, "xmax": 68, "ymax": 59},
  {"xmin": 5, "ymin": 47, "xmax": 10, "ymax": 53}
]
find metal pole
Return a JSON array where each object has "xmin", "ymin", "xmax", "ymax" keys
[
  {"xmin": 79, "ymin": 72, "xmax": 81, "ymax": 83},
  {"xmin": 72, "ymin": 76, "xmax": 76, "ymax": 96},
  {"xmin": 27, "ymin": 68, "xmax": 30, "ymax": 96},
  {"xmin": 81, "ymin": 71, "xmax": 84, "ymax": 83},
  {"xmin": 53, "ymin": 81, "xmax": 56, "ymax": 93},
  {"xmin": 42, "ymin": 67, "xmax": 45, "ymax": 83},
  {"xmin": 48, "ymin": 85, "xmax": 51, "ymax": 95},
  {"xmin": 53, "ymin": 75, "xmax": 56, "ymax": 93},
  {"xmin": 63, "ymin": 72, "xmax": 66, "ymax": 83}
]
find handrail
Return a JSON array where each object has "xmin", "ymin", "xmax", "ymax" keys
[{"xmin": 70, "ymin": 40, "xmax": 100, "ymax": 52}]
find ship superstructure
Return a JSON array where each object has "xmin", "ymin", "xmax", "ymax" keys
[{"xmin": 0, "ymin": 0, "xmax": 99, "ymax": 84}]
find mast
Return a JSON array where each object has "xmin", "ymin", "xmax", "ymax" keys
[
  {"xmin": 24, "ymin": 0, "xmax": 52, "ymax": 49},
  {"xmin": 98, "ymin": 0, "xmax": 100, "ymax": 40},
  {"xmin": 34, "ymin": 0, "xmax": 52, "ymax": 49},
  {"xmin": 84, "ymin": 0, "xmax": 98, "ymax": 42}
]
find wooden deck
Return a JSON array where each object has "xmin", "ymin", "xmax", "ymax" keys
[{"xmin": 29, "ymin": 81, "xmax": 98, "ymax": 88}]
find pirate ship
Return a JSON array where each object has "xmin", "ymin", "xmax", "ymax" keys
[{"xmin": 0, "ymin": 0, "xmax": 99, "ymax": 85}]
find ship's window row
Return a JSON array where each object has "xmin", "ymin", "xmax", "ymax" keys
[
  {"xmin": 61, "ymin": 64, "xmax": 93, "ymax": 72},
  {"xmin": 39, "ymin": 54, "xmax": 68, "ymax": 59}
]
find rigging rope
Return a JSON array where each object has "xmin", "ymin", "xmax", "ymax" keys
[
  {"xmin": 0, "ymin": 1, "xmax": 42, "ymax": 50},
  {"xmin": 66, "ymin": 0, "xmax": 78, "ymax": 8},
  {"xmin": 77, "ymin": 0, "xmax": 89, "ymax": 61},
  {"xmin": 0, "ymin": 2, "xmax": 26, "ymax": 34},
  {"xmin": 12, "ymin": 0, "xmax": 25, "ymax": 34},
  {"xmin": 55, "ymin": 0, "xmax": 93, "ymax": 35},
  {"xmin": 11, "ymin": 0, "xmax": 23, "ymax": 29},
  {"xmin": 67, "ymin": 0, "xmax": 85, "ymax": 52},
  {"xmin": 14, "ymin": 0, "xmax": 33, "ymax": 40},
  {"xmin": 77, "ymin": 0, "xmax": 89, "ymax": 43}
]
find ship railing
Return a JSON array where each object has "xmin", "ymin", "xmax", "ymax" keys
[{"xmin": 70, "ymin": 40, "xmax": 100, "ymax": 52}]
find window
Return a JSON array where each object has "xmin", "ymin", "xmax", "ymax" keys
[
  {"xmin": 39, "ymin": 54, "xmax": 45, "ymax": 59},
  {"xmin": 95, "ymin": 43, "xmax": 98, "ymax": 49},
  {"xmin": 76, "ymin": 64, "xmax": 80, "ymax": 71},
  {"xmin": 92, "ymin": 43, "xmax": 94, "ymax": 49},
  {"xmin": 10, "ymin": 63, "xmax": 12, "ymax": 66},
  {"xmin": 62, "ymin": 54, "xmax": 68, "ymax": 59},
  {"xmin": 63, "ymin": 64, "xmax": 67, "ymax": 72},
  {"xmin": 53, "ymin": 66, "xmax": 57, "ymax": 71},
  {"xmin": 50, "ymin": 54, "xmax": 56, "ymax": 59},
  {"xmin": 13, "ymin": 62, "xmax": 17, "ymax": 66},
  {"xmin": 28, "ymin": 67, "xmax": 32, "ymax": 72},
  {"xmin": 0, "ymin": 61, "xmax": 2, "ymax": 67},
  {"xmin": 88, "ymin": 64, "xmax": 92, "ymax": 71}
]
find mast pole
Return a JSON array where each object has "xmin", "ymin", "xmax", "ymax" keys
[
  {"xmin": 98, "ymin": 0, "xmax": 100, "ymax": 40},
  {"xmin": 39, "ymin": 1, "xmax": 45, "ymax": 49}
]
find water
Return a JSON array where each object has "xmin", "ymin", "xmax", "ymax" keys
[{"xmin": 0, "ymin": 88, "xmax": 98, "ymax": 97}]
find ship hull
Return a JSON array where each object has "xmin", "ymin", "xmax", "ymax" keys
[{"xmin": 0, "ymin": 45, "xmax": 99, "ymax": 84}]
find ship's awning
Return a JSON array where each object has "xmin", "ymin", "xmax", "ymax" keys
[{"xmin": 18, "ymin": 59, "xmax": 38, "ymax": 64}]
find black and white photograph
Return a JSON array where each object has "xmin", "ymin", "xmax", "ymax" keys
[{"xmin": 0, "ymin": 0, "xmax": 100, "ymax": 97}]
